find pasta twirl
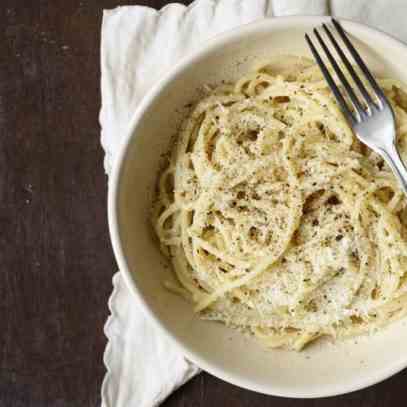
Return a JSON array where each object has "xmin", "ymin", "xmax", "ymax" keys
[{"xmin": 153, "ymin": 56, "xmax": 407, "ymax": 350}]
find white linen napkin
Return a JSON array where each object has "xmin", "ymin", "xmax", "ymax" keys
[{"xmin": 100, "ymin": 1, "xmax": 407, "ymax": 406}]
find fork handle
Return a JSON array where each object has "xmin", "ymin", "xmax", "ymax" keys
[{"xmin": 381, "ymin": 143, "xmax": 407, "ymax": 197}]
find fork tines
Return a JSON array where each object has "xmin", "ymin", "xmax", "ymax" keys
[{"xmin": 305, "ymin": 18, "xmax": 385, "ymax": 124}]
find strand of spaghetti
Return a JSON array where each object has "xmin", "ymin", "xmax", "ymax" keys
[
  {"xmin": 156, "ymin": 203, "xmax": 179, "ymax": 233},
  {"xmin": 192, "ymin": 237, "xmax": 251, "ymax": 269}
]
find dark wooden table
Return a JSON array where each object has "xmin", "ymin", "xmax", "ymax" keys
[{"xmin": 1, "ymin": 1, "xmax": 406, "ymax": 405}]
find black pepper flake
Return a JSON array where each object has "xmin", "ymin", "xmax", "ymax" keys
[
  {"xmin": 327, "ymin": 195, "xmax": 340, "ymax": 205},
  {"xmin": 335, "ymin": 234, "xmax": 343, "ymax": 241}
]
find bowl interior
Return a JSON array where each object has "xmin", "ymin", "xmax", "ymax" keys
[{"xmin": 112, "ymin": 16, "xmax": 407, "ymax": 397}]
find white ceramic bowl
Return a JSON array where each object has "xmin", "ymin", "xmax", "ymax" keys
[{"xmin": 108, "ymin": 16, "xmax": 407, "ymax": 398}]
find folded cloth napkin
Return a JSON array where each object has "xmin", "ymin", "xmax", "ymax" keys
[{"xmin": 100, "ymin": 1, "xmax": 407, "ymax": 406}]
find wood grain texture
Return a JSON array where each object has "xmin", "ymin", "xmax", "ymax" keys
[{"xmin": 0, "ymin": 0, "xmax": 406, "ymax": 406}]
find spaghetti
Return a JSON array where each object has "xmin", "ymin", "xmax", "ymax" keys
[{"xmin": 153, "ymin": 56, "xmax": 407, "ymax": 350}]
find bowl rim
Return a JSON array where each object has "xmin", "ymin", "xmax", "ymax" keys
[{"xmin": 108, "ymin": 15, "xmax": 407, "ymax": 398}]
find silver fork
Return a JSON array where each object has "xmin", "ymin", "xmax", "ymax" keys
[{"xmin": 305, "ymin": 18, "xmax": 407, "ymax": 196}]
